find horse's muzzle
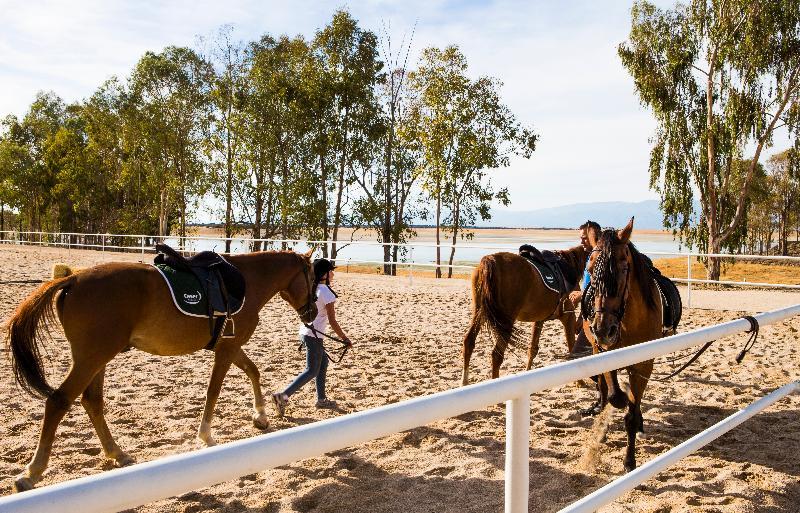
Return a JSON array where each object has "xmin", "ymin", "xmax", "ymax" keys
[{"xmin": 591, "ymin": 319, "xmax": 621, "ymax": 351}]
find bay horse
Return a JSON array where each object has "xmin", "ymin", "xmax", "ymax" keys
[
  {"xmin": 582, "ymin": 217, "xmax": 663, "ymax": 471},
  {"xmin": 461, "ymin": 245, "xmax": 587, "ymax": 385},
  {"xmin": 5, "ymin": 250, "xmax": 317, "ymax": 492}
]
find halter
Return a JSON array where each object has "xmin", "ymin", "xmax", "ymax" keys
[
  {"xmin": 296, "ymin": 262, "xmax": 318, "ymax": 321},
  {"xmin": 586, "ymin": 246, "xmax": 631, "ymax": 349}
]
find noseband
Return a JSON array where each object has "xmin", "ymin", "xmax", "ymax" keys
[
  {"xmin": 586, "ymin": 247, "xmax": 631, "ymax": 347},
  {"xmin": 296, "ymin": 266, "xmax": 317, "ymax": 320}
]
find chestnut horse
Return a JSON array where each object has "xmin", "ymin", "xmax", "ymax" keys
[
  {"xmin": 5, "ymin": 250, "xmax": 317, "ymax": 492},
  {"xmin": 461, "ymin": 245, "xmax": 587, "ymax": 385},
  {"xmin": 582, "ymin": 218, "xmax": 663, "ymax": 471}
]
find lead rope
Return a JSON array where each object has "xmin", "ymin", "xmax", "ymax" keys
[
  {"xmin": 302, "ymin": 323, "xmax": 351, "ymax": 363},
  {"xmin": 637, "ymin": 315, "xmax": 761, "ymax": 382},
  {"xmin": 735, "ymin": 315, "xmax": 759, "ymax": 364}
]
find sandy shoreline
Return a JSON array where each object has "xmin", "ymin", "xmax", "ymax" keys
[{"xmin": 0, "ymin": 245, "xmax": 799, "ymax": 512}]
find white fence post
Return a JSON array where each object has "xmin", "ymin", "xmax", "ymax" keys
[
  {"xmin": 686, "ymin": 254, "xmax": 692, "ymax": 308},
  {"xmin": 505, "ymin": 395, "xmax": 530, "ymax": 513},
  {"xmin": 409, "ymin": 247, "xmax": 414, "ymax": 286}
]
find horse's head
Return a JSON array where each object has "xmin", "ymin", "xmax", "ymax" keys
[
  {"xmin": 586, "ymin": 217, "xmax": 634, "ymax": 350},
  {"xmin": 279, "ymin": 251, "xmax": 318, "ymax": 324}
]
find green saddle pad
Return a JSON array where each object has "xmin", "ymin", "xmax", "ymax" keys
[{"xmin": 153, "ymin": 263, "xmax": 212, "ymax": 317}]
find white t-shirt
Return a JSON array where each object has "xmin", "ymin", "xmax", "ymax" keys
[{"xmin": 299, "ymin": 284, "xmax": 337, "ymax": 337}]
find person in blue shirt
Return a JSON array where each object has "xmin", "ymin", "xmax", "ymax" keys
[{"xmin": 568, "ymin": 220, "xmax": 601, "ymax": 357}]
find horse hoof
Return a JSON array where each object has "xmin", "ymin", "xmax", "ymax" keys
[
  {"xmin": 579, "ymin": 400, "xmax": 602, "ymax": 417},
  {"xmin": 253, "ymin": 414, "xmax": 269, "ymax": 430},
  {"xmin": 12, "ymin": 476, "xmax": 34, "ymax": 493},
  {"xmin": 624, "ymin": 459, "xmax": 637, "ymax": 473},
  {"xmin": 113, "ymin": 453, "xmax": 135, "ymax": 467}
]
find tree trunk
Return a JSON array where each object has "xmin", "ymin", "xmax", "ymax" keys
[
  {"xmin": 225, "ymin": 132, "xmax": 233, "ymax": 254},
  {"xmin": 435, "ymin": 176, "xmax": 442, "ymax": 279},
  {"xmin": 252, "ymin": 159, "xmax": 264, "ymax": 252},
  {"xmin": 706, "ymin": 235, "xmax": 722, "ymax": 281},
  {"xmin": 320, "ymin": 144, "xmax": 329, "ymax": 258},
  {"xmin": 332, "ymin": 112, "xmax": 349, "ymax": 260},
  {"xmin": 447, "ymin": 198, "xmax": 460, "ymax": 278}
]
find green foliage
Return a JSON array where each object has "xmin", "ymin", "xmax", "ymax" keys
[
  {"xmin": 0, "ymin": 10, "xmax": 536, "ymax": 270},
  {"xmin": 404, "ymin": 45, "xmax": 537, "ymax": 276},
  {"xmin": 619, "ymin": 0, "xmax": 800, "ymax": 278}
]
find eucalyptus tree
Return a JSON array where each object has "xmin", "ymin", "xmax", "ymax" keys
[
  {"xmin": 202, "ymin": 25, "xmax": 248, "ymax": 252},
  {"xmin": 245, "ymin": 35, "xmax": 316, "ymax": 247},
  {"xmin": 127, "ymin": 47, "xmax": 213, "ymax": 238},
  {"xmin": 352, "ymin": 23, "xmax": 422, "ymax": 275},
  {"xmin": 767, "ymin": 149, "xmax": 800, "ymax": 255},
  {"xmin": 405, "ymin": 46, "xmax": 536, "ymax": 277},
  {"xmin": 313, "ymin": 10, "xmax": 384, "ymax": 258},
  {"xmin": 619, "ymin": 0, "xmax": 800, "ymax": 279},
  {"xmin": 0, "ymin": 92, "xmax": 65, "ymax": 231}
]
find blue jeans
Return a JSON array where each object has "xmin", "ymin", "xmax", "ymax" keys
[{"xmin": 283, "ymin": 335, "xmax": 328, "ymax": 401}]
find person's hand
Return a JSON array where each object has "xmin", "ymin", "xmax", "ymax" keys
[{"xmin": 568, "ymin": 290, "xmax": 582, "ymax": 307}]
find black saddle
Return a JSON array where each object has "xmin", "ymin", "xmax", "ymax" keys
[
  {"xmin": 651, "ymin": 266, "xmax": 682, "ymax": 333},
  {"xmin": 154, "ymin": 244, "xmax": 246, "ymax": 347},
  {"xmin": 519, "ymin": 244, "xmax": 577, "ymax": 296},
  {"xmin": 579, "ymin": 259, "xmax": 682, "ymax": 334}
]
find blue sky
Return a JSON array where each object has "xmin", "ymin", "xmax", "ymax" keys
[{"xmin": 1, "ymin": 0, "xmax": 673, "ymax": 212}]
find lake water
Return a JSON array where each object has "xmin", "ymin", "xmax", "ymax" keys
[{"xmin": 164, "ymin": 230, "xmax": 689, "ymax": 267}]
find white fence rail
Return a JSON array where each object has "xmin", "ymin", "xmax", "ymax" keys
[{"xmin": 0, "ymin": 304, "xmax": 798, "ymax": 513}]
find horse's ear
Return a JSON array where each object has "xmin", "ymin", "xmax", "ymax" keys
[
  {"xmin": 618, "ymin": 216, "xmax": 634, "ymax": 244},
  {"xmin": 303, "ymin": 249, "xmax": 313, "ymax": 258}
]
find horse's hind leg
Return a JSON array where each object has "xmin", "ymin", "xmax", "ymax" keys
[
  {"xmin": 526, "ymin": 322, "xmax": 544, "ymax": 370},
  {"xmin": 198, "ymin": 349, "xmax": 235, "ymax": 447},
  {"xmin": 490, "ymin": 337, "xmax": 509, "ymax": 379},
  {"xmin": 14, "ymin": 361, "xmax": 105, "ymax": 492},
  {"xmin": 232, "ymin": 349, "xmax": 269, "ymax": 429},
  {"xmin": 81, "ymin": 366, "xmax": 134, "ymax": 467},
  {"xmin": 461, "ymin": 314, "xmax": 480, "ymax": 386}
]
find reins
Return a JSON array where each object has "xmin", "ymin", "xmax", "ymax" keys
[{"xmin": 302, "ymin": 324, "xmax": 352, "ymax": 363}]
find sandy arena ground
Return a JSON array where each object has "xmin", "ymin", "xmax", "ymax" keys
[{"xmin": 1, "ymin": 245, "xmax": 799, "ymax": 512}]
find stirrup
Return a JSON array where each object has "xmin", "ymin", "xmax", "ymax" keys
[{"xmin": 222, "ymin": 317, "xmax": 236, "ymax": 338}]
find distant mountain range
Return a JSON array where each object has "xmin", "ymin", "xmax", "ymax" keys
[{"xmin": 475, "ymin": 200, "xmax": 667, "ymax": 230}]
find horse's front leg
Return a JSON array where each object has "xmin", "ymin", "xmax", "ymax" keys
[
  {"xmin": 198, "ymin": 348, "xmax": 235, "ymax": 447},
  {"xmin": 526, "ymin": 321, "xmax": 544, "ymax": 370},
  {"xmin": 232, "ymin": 348, "xmax": 269, "ymax": 429},
  {"xmin": 623, "ymin": 360, "xmax": 652, "ymax": 472},
  {"xmin": 604, "ymin": 370, "xmax": 627, "ymax": 409}
]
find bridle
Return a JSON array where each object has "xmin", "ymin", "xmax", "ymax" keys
[
  {"xmin": 296, "ymin": 261, "xmax": 318, "ymax": 321},
  {"xmin": 586, "ymin": 246, "xmax": 631, "ymax": 350}
]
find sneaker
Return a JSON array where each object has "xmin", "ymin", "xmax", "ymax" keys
[
  {"xmin": 272, "ymin": 393, "xmax": 288, "ymax": 418},
  {"xmin": 315, "ymin": 398, "xmax": 338, "ymax": 409}
]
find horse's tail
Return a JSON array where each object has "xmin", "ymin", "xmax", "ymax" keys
[
  {"xmin": 5, "ymin": 275, "xmax": 76, "ymax": 399},
  {"xmin": 473, "ymin": 255, "xmax": 516, "ymax": 346}
]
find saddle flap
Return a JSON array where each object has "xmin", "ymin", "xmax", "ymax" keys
[{"xmin": 519, "ymin": 245, "xmax": 567, "ymax": 295}]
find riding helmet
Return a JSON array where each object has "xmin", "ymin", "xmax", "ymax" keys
[{"xmin": 313, "ymin": 258, "xmax": 336, "ymax": 282}]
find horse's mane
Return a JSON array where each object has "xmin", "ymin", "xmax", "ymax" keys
[
  {"xmin": 594, "ymin": 229, "xmax": 657, "ymax": 311},
  {"xmin": 554, "ymin": 245, "xmax": 587, "ymax": 290}
]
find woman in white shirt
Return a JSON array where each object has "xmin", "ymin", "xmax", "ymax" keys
[{"xmin": 272, "ymin": 258, "xmax": 351, "ymax": 417}]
